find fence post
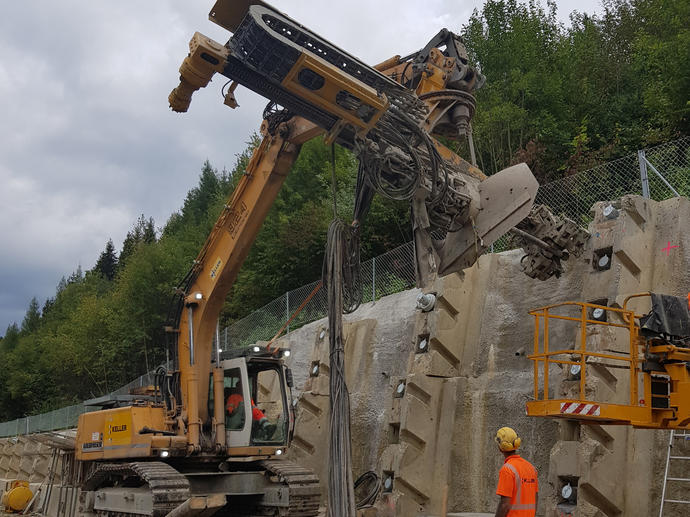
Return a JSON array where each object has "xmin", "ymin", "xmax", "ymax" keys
[
  {"xmin": 372, "ymin": 257, "xmax": 376, "ymax": 304},
  {"xmin": 644, "ymin": 154, "xmax": 681, "ymax": 198},
  {"xmin": 638, "ymin": 150, "xmax": 651, "ymax": 199},
  {"xmin": 286, "ymin": 291, "xmax": 290, "ymax": 333}
]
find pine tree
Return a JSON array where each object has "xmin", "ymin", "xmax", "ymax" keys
[
  {"xmin": 142, "ymin": 217, "xmax": 157, "ymax": 244},
  {"xmin": 119, "ymin": 215, "xmax": 156, "ymax": 269},
  {"xmin": 68, "ymin": 265, "xmax": 83, "ymax": 284},
  {"xmin": 56, "ymin": 276, "xmax": 68, "ymax": 293},
  {"xmin": 181, "ymin": 161, "xmax": 221, "ymax": 224},
  {"xmin": 42, "ymin": 297, "xmax": 55, "ymax": 318},
  {"xmin": 94, "ymin": 239, "xmax": 118, "ymax": 280},
  {"xmin": 2, "ymin": 323, "xmax": 20, "ymax": 350},
  {"xmin": 21, "ymin": 297, "xmax": 41, "ymax": 334}
]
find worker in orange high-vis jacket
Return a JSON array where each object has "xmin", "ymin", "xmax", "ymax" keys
[
  {"xmin": 494, "ymin": 427, "xmax": 538, "ymax": 517},
  {"xmin": 226, "ymin": 392, "xmax": 267, "ymax": 422}
]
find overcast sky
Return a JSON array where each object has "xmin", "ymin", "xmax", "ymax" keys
[{"xmin": 0, "ymin": 0, "xmax": 602, "ymax": 333}]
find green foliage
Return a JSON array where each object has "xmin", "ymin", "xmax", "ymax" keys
[
  {"xmin": 462, "ymin": 0, "xmax": 688, "ymax": 180},
  {"xmin": 120, "ymin": 215, "xmax": 157, "ymax": 270},
  {"xmin": 631, "ymin": 0, "xmax": 690, "ymax": 134},
  {"xmin": 221, "ymin": 138, "xmax": 347, "ymax": 323},
  {"xmin": 21, "ymin": 298, "xmax": 41, "ymax": 335}
]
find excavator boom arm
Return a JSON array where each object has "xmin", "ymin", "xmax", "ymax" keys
[{"xmin": 176, "ymin": 117, "xmax": 321, "ymax": 450}]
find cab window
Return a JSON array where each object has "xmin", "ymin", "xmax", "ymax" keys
[{"xmin": 248, "ymin": 364, "xmax": 287, "ymax": 445}]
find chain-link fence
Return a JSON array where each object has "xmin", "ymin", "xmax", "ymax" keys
[
  {"xmin": 1, "ymin": 136, "xmax": 687, "ymax": 438},
  {"xmin": 220, "ymin": 241, "xmax": 416, "ymax": 350},
  {"xmin": 642, "ymin": 138, "xmax": 690, "ymax": 199},
  {"xmin": 0, "ymin": 403, "xmax": 89, "ymax": 437},
  {"xmin": 0, "ymin": 372, "xmax": 160, "ymax": 438},
  {"xmin": 492, "ymin": 136, "xmax": 690, "ymax": 252},
  {"xmin": 533, "ymin": 137, "xmax": 690, "ymax": 225}
]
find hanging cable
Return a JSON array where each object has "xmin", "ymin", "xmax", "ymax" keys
[
  {"xmin": 322, "ymin": 140, "xmax": 370, "ymax": 516},
  {"xmin": 331, "ymin": 143, "xmax": 338, "ymax": 219},
  {"xmin": 323, "ymin": 220, "xmax": 357, "ymax": 517}
]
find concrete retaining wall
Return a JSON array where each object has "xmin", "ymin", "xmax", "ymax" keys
[{"xmin": 0, "ymin": 436, "xmax": 58, "ymax": 483}]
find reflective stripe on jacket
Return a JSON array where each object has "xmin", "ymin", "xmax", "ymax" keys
[{"xmin": 496, "ymin": 454, "xmax": 538, "ymax": 516}]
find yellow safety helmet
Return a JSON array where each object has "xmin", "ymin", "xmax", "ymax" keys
[{"xmin": 496, "ymin": 427, "xmax": 522, "ymax": 452}]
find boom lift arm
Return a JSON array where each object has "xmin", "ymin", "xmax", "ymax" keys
[{"xmin": 170, "ymin": 0, "xmax": 587, "ymax": 285}]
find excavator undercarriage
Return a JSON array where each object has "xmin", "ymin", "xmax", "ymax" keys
[{"xmin": 81, "ymin": 460, "xmax": 319, "ymax": 517}]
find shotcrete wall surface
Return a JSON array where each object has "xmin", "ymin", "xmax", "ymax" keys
[
  {"xmin": 278, "ymin": 288, "xmax": 422, "ymax": 482},
  {"xmin": 1, "ymin": 195, "xmax": 687, "ymax": 517},
  {"xmin": 282, "ymin": 247, "xmax": 581, "ymax": 515}
]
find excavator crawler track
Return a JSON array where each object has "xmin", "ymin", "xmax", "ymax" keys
[
  {"xmin": 84, "ymin": 461, "xmax": 191, "ymax": 517},
  {"xmin": 261, "ymin": 460, "xmax": 320, "ymax": 516}
]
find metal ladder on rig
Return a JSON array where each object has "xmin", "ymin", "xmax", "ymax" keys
[{"xmin": 659, "ymin": 430, "xmax": 690, "ymax": 516}]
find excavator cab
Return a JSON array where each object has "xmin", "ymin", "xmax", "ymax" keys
[{"xmin": 210, "ymin": 350, "xmax": 293, "ymax": 450}]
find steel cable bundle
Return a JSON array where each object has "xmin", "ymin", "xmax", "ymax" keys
[{"xmin": 323, "ymin": 220, "xmax": 359, "ymax": 517}]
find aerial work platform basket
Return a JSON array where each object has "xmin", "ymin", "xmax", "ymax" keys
[{"xmin": 526, "ymin": 293, "xmax": 690, "ymax": 430}]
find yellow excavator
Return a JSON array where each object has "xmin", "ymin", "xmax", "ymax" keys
[{"xmin": 74, "ymin": 1, "xmax": 588, "ymax": 515}]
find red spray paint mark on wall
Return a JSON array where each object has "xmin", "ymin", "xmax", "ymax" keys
[{"xmin": 662, "ymin": 242, "xmax": 679, "ymax": 256}]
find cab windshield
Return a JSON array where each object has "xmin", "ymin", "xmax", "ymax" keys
[
  {"xmin": 247, "ymin": 362, "xmax": 288, "ymax": 445},
  {"xmin": 220, "ymin": 362, "xmax": 288, "ymax": 445}
]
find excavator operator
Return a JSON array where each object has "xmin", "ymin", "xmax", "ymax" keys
[{"xmin": 226, "ymin": 386, "xmax": 276, "ymax": 438}]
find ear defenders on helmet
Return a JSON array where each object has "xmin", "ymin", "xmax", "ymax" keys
[{"xmin": 496, "ymin": 427, "xmax": 521, "ymax": 452}]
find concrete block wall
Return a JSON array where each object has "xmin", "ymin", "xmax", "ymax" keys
[
  {"xmin": 0, "ymin": 436, "xmax": 57, "ymax": 484},
  {"xmin": 0, "ymin": 436, "xmax": 67, "ymax": 515}
]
